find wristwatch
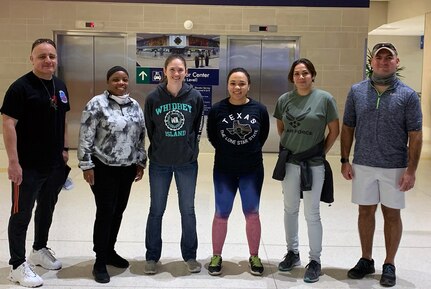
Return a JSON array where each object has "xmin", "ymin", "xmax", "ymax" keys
[{"xmin": 340, "ymin": 157, "xmax": 349, "ymax": 163}]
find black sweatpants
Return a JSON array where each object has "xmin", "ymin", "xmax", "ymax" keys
[
  {"xmin": 8, "ymin": 164, "xmax": 65, "ymax": 267},
  {"xmin": 90, "ymin": 158, "xmax": 136, "ymax": 263}
]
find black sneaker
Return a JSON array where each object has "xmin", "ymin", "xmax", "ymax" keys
[
  {"xmin": 249, "ymin": 256, "xmax": 264, "ymax": 276},
  {"xmin": 278, "ymin": 251, "xmax": 300, "ymax": 271},
  {"xmin": 380, "ymin": 263, "xmax": 396, "ymax": 287},
  {"xmin": 92, "ymin": 262, "xmax": 110, "ymax": 283},
  {"xmin": 107, "ymin": 251, "xmax": 129, "ymax": 268},
  {"xmin": 208, "ymin": 255, "xmax": 222, "ymax": 276},
  {"xmin": 348, "ymin": 258, "xmax": 375, "ymax": 279},
  {"xmin": 303, "ymin": 260, "xmax": 322, "ymax": 283}
]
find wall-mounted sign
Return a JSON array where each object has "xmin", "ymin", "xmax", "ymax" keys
[{"xmin": 136, "ymin": 33, "xmax": 220, "ymax": 114}]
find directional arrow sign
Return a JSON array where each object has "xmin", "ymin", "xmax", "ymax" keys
[{"xmin": 136, "ymin": 67, "xmax": 150, "ymax": 84}]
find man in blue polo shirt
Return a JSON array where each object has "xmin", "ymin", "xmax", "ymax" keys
[{"xmin": 340, "ymin": 42, "xmax": 422, "ymax": 287}]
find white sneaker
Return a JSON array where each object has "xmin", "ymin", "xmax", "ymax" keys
[
  {"xmin": 28, "ymin": 248, "xmax": 62, "ymax": 270},
  {"xmin": 62, "ymin": 177, "xmax": 73, "ymax": 190},
  {"xmin": 8, "ymin": 262, "xmax": 43, "ymax": 287}
]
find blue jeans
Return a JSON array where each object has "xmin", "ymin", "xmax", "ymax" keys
[{"xmin": 145, "ymin": 161, "xmax": 198, "ymax": 262}]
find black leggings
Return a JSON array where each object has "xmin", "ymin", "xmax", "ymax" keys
[{"xmin": 90, "ymin": 158, "xmax": 136, "ymax": 262}]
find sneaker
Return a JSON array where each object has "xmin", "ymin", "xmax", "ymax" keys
[
  {"xmin": 303, "ymin": 260, "xmax": 322, "ymax": 283},
  {"xmin": 144, "ymin": 260, "xmax": 157, "ymax": 274},
  {"xmin": 92, "ymin": 262, "xmax": 110, "ymax": 284},
  {"xmin": 8, "ymin": 262, "xmax": 43, "ymax": 288},
  {"xmin": 107, "ymin": 251, "xmax": 129, "ymax": 268},
  {"xmin": 249, "ymin": 255, "xmax": 264, "ymax": 276},
  {"xmin": 63, "ymin": 177, "xmax": 74, "ymax": 190},
  {"xmin": 380, "ymin": 263, "xmax": 396, "ymax": 287},
  {"xmin": 185, "ymin": 259, "xmax": 202, "ymax": 273},
  {"xmin": 208, "ymin": 255, "xmax": 222, "ymax": 276},
  {"xmin": 28, "ymin": 248, "xmax": 62, "ymax": 270},
  {"xmin": 278, "ymin": 251, "xmax": 301, "ymax": 271},
  {"xmin": 347, "ymin": 258, "xmax": 375, "ymax": 279}
]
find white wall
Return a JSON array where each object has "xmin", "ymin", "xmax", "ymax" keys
[{"xmin": 368, "ymin": 35, "xmax": 424, "ymax": 92}]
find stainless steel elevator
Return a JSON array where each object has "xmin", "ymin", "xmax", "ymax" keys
[
  {"xmin": 54, "ymin": 33, "xmax": 298, "ymax": 151},
  {"xmin": 55, "ymin": 32, "xmax": 128, "ymax": 148},
  {"xmin": 227, "ymin": 37, "xmax": 298, "ymax": 152}
]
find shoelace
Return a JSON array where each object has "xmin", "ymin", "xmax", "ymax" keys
[
  {"xmin": 22, "ymin": 263, "xmax": 37, "ymax": 277},
  {"xmin": 306, "ymin": 260, "xmax": 319, "ymax": 271},
  {"xmin": 42, "ymin": 248, "xmax": 57, "ymax": 262},
  {"xmin": 284, "ymin": 251, "xmax": 296, "ymax": 260},
  {"xmin": 210, "ymin": 256, "xmax": 221, "ymax": 266},
  {"xmin": 383, "ymin": 265, "xmax": 395, "ymax": 275},
  {"xmin": 250, "ymin": 256, "xmax": 262, "ymax": 267},
  {"xmin": 357, "ymin": 259, "xmax": 371, "ymax": 269}
]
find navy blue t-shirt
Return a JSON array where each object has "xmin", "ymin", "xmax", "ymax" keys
[{"xmin": 207, "ymin": 97, "xmax": 269, "ymax": 174}]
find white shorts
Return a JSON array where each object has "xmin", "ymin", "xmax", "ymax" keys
[{"xmin": 352, "ymin": 164, "xmax": 406, "ymax": 209}]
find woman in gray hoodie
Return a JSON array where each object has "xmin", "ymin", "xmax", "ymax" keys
[{"xmin": 143, "ymin": 54, "xmax": 204, "ymax": 275}]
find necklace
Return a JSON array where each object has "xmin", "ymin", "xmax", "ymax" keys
[{"xmin": 39, "ymin": 78, "xmax": 57, "ymax": 110}]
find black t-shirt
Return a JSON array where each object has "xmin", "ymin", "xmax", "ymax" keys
[{"xmin": 0, "ymin": 71, "xmax": 70, "ymax": 169}]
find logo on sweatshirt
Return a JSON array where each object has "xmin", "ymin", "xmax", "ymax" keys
[
  {"xmin": 164, "ymin": 110, "xmax": 186, "ymax": 137},
  {"xmin": 220, "ymin": 113, "xmax": 258, "ymax": 146}
]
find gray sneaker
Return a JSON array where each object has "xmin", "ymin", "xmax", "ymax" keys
[
  {"xmin": 303, "ymin": 260, "xmax": 322, "ymax": 283},
  {"xmin": 144, "ymin": 260, "xmax": 157, "ymax": 275},
  {"xmin": 278, "ymin": 251, "xmax": 300, "ymax": 271},
  {"xmin": 63, "ymin": 177, "xmax": 74, "ymax": 190},
  {"xmin": 185, "ymin": 259, "xmax": 201, "ymax": 273}
]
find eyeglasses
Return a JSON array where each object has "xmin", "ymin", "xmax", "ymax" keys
[{"xmin": 31, "ymin": 38, "xmax": 56, "ymax": 51}]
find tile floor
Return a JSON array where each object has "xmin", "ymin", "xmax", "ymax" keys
[{"xmin": 0, "ymin": 149, "xmax": 430, "ymax": 289}]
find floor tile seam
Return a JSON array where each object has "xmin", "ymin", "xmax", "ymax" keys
[
  {"xmin": 259, "ymin": 239, "xmax": 279, "ymax": 289},
  {"xmin": 261, "ymin": 243, "xmax": 431, "ymax": 249}
]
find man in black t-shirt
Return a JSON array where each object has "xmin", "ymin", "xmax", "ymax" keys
[{"xmin": 0, "ymin": 38, "xmax": 70, "ymax": 288}]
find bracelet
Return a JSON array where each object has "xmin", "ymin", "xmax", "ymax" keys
[{"xmin": 63, "ymin": 147, "xmax": 69, "ymax": 152}]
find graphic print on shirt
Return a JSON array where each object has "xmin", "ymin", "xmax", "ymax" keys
[
  {"xmin": 284, "ymin": 107, "xmax": 313, "ymax": 135},
  {"xmin": 155, "ymin": 102, "xmax": 192, "ymax": 137},
  {"xmin": 59, "ymin": 90, "xmax": 68, "ymax": 103},
  {"xmin": 285, "ymin": 107, "xmax": 311, "ymax": 128},
  {"xmin": 226, "ymin": 120, "xmax": 252, "ymax": 140},
  {"xmin": 221, "ymin": 113, "xmax": 258, "ymax": 145}
]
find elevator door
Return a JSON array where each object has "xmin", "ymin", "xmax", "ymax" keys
[
  {"xmin": 56, "ymin": 33, "xmax": 127, "ymax": 148},
  {"xmin": 228, "ymin": 38, "xmax": 297, "ymax": 152}
]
